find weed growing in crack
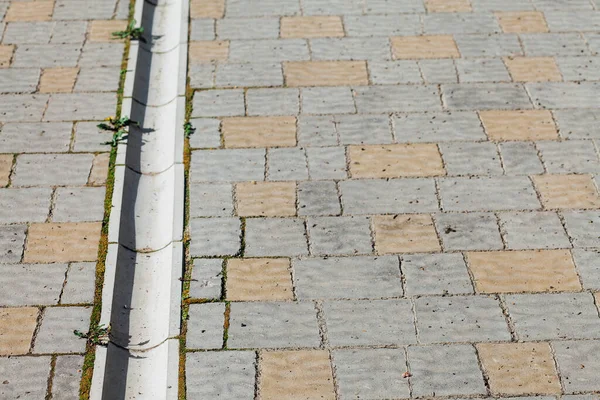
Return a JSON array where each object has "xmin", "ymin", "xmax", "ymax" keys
[
  {"xmin": 98, "ymin": 116, "xmax": 137, "ymax": 147},
  {"xmin": 74, "ymin": 324, "xmax": 110, "ymax": 346},
  {"xmin": 112, "ymin": 19, "xmax": 144, "ymax": 40},
  {"xmin": 183, "ymin": 122, "xmax": 196, "ymax": 138}
]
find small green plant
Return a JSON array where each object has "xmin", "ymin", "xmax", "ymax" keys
[
  {"xmin": 183, "ymin": 122, "xmax": 196, "ymax": 138},
  {"xmin": 98, "ymin": 116, "xmax": 137, "ymax": 147},
  {"xmin": 74, "ymin": 324, "xmax": 110, "ymax": 346},
  {"xmin": 112, "ymin": 19, "xmax": 144, "ymax": 40}
]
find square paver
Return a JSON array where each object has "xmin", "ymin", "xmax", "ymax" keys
[
  {"xmin": 61, "ymin": 262, "xmax": 95, "ymax": 304},
  {"xmin": 553, "ymin": 340, "xmax": 600, "ymax": 393},
  {"xmin": 0, "ymin": 357, "xmax": 50, "ymax": 399},
  {"xmin": 348, "ymin": 144, "xmax": 444, "ymax": 178},
  {"xmin": 33, "ymin": 306, "xmax": 91, "ymax": 353},
  {"xmin": 572, "ymin": 249, "xmax": 600, "ymax": 290},
  {"xmin": 307, "ymin": 216, "xmax": 372, "ymax": 256},
  {"xmin": 0, "ymin": 224, "xmax": 26, "ymax": 263},
  {"xmin": 562, "ymin": 211, "xmax": 600, "ymax": 247},
  {"xmin": 533, "ymin": 174, "xmax": 600, "ymax": 209},
  {"xmin": 0, "ymin": 263, "xmax": 66, "ymax": 306},
  {"xmin": 440, "ymin": 141, "xmax": 503, "ymax": 175},
  {"xmin": 24, "ymin": 222, "xmax": 101, "ymax": 263},
  {"xmin": 190, "ymin": 183, "xmax": 234, "ymax": 217},
  {"xmin": 402, "ymin": 253, "xmax": 474, "ymax": 296},
  {"xmin": 245, "ymin": 218, "xmax": 308, "ymax": 257},
  {"xmin": 39, "ymin": 67, "xmax": 78, "ymax": 93},
  {"xmin": 192, "ymin": 89, "xmax": 244, "ymax": 117},
  {"xmin": 0, "ymin": 190, "xmax": 51, "ymax": 225},
  {"xmin": 0, "ymin": 307, "xmax": 38, "ymax": 355},
  {"xmin": 235, "ymin": 182, "xmax": 296, "ymax": 217},
  {"xmin": 186, "ymin": 303, "xmax": 225, "ymax": 350},
  {"xmin": 499, "ymin": 211, "xmax": 571, "ymax": 249},
  {"xmin": 226, "ymin": 258, "xmax": 293, "ymax": 301},
  {"xmin": 374, "ymin": 214, "xmax": 441, "ymax": 254},
  {"xmin": 190, "ymin": 217, "xmax": 241, "ymax": 257},
  {"xmin": 189, "ymin": 258, "xmax": 223, "ymax": 299},
  {"xmin": 52, "ymin": 187, "xmax": 106, "ymax": 222},
  {"xmin": 435, "ymin": 212, "xmax": 502, "ymax": 251}
]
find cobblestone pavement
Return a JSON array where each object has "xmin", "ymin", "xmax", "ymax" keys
[
  {"xmin": 184, "ymin": 0, "xmax": 600, "ymax": 399},
  {"xmin": 0, "ymin": 0, "xmax": 128, "ymax": 398}
]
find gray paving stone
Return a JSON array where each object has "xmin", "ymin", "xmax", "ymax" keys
[
  {"xmin": 554, "ymin": 109, "xmax": 600, "ymax": 139},
  {"xmin": 227, "ymin": 0, "xmax": 299, "ymax": 16},
  {"xmin": 364, "ymin": 0, "xmax": 426, "ymax": 13},
  {"xmin": 229, "ymin": 39, "xmax": 309, "ymax": 62},
  {"xmin": 215, "ymin": 63, "xmax": 284, "ymax": 87},
  {"xmin": 415, "ymin": 295, "xmax": 510, "ymax": 343},
  {"xmin": 333, "ymin": 348, "xmax": 410, "ymax": 400},
  {"xmin": 228, "ymin": 302, "xmax": 320, "ymax": 348},
  {"xmin": 0, "ymin": 188, "xmax": 51, "ymax": 223},
  {"xmin": 186, "ymin": 351, "xmax": 255, "ymax": 400},
  {"xmin": 310, "ymin": 37, "xmax": 391, "ymax": 60},
  {"xmin": 267, "ymin": 148, "xmax": 308, "ymax": 181},
  {"xmin": 246, "ymin": 88, "xmax": 299, "ymax": 116},
  {"xmin": 3, "ymin": 21, "xmax": 53, "ymax": 44},
  {"xmin": 553, "ymin": 340, "xmax": 600, "ymax": 393},
  {"xmin": 52, "ymin": 355, "xmax": 84, "ymax": 400},
  {"xmin": 557, "ymin": 56, "xmax": 600, "ymax": 81},
  {"xmin": 0, "ymin": 356, "xmax": 50, "ymax": 400},
  {"xmin": 50, "ymin": 21, "xmax": 88, "ymax": 45},
  {"xmin": 53, "ymin": 0, "xmax": 116, "ymax": 20},
  {"xmin": 191, "ymin": 19, "xmax": 215, "ymax": 41},
  {"xmin": 191, "ymin": 149, "xmax": 265, "ymax": 182},
  {"xmin": 424, "ymin": 13, "xmax": 501, "ymax": 34},
  {"xmin": 419, "ymin": 59, "xmax": 458, "ymax": 84},
  {"xmin": 53, "ymin": 187, "xmax": 106, "ymax": 222},
  {"xmin": 402, "ymin": 253, "xmax": 474, "ymax": 296},
  {"xmin": 13, "ymin": 44, "xmax": 81, "ymax": 68},
  {"xmin": 454, "ymin": 34, "xmax": 523, "ymax": 57},
  {"xmin": 190, "ymin": 183, "xmax": 233, "ymax": 217},
  {"xmin": 408, "ymin": 344, "xmax": 486, "ymax": 397},
  {"xmin": 190, "ymin": 258, "xmax": 223, "ymax": 299},
  {"xmin": 528, "ymin": 83, "xmax": 600, "ymax": 109},
  {"xmin": 586, "ymin": 32, "xmax": 600, "ymax": 54},
  {"xmin": 393, "ymin": 112, "xmax": 486, "ymax": 143},
  {"xmin": 44, "ymin": 93, "xmax": 117, "ymax": 121},
  {"xmin": 74, "ymin": 67, "xmax": 121, "ymax": 93},
  {"xmin": 545, "ymin": 11, "xmax": 600, "ymax": 31},
  {"xmin": 572, "ymin": 249, "xmax": 600, "ymax": 290},
  {"xmin": 533, "ymin": 0, "xmax": 594, "ymax": 9},
  {"xmin": 471, "ymin": 0, "xmax": 534, "ymax": 11},
  {"xmin": 340, "ymin": 178, "xmax": 438, "ymax": 214},
  {"xmin": 190, "ymin": 217, "xmax": 241, "ymax": 257},
  {"xmin": 537, "ymin": 140, "xmax": 600, "ymax": 173},
  {"xmin": 245, "ymin": 217, "xmax": 308, "ymax": 257},
  {"xmin": 505, "ymin": 293, "xmax": 600, "ymax": 340},
  {"xmin": 435, "ymin": 212, "xmax": 503, "ymax": 251},
  {"xmin": 562, "ymin": 211, "xmax": 600, "ymax": 247},
  {"xmin": 336, "ymin": 114, "xmax": 393, "ymax": 144},
  {"xmin": 344, "ymin": 15, "xmax": 420, "ymax": 37},
  {"xmin": 0, "ymin": 94, "xmax": 49, "ymax": 122},
  {"xmin": 297, "ymin": 116, "xmax": 337, "ymax": 146},
  {"xmin": 192, "ymin": 89, "xmax": 245, "ymax": 117},
  {"xmin": 294, "ymin": 256, "xmax": 402, "ymax": 299},
  {"xmin": 0, "ymin": 122, "xmax": 72, "ymax": 153},
  {"xmin": 439, "ymin": 177, "xmax": 541, "ymax": 211},
  {"xmin": 563, "ymin": 396, "xmax": 600, "ymax": 400},
  {"xmin": 34, "ymin": 306, "xmax": 91, "ymax": 353},
  {"xmin": 499, "ymin": 211, "xmax": 571, "ymax": 250},
  {"xmin": 72, "ymin": 121, "xmax": 112, "ymax": 152},
  {"xmin": 0, "ymin": 68, "xmax": 40, "ymax": 93},
  {"xmin": 301, "ymin": 87, "xmax": 355, "ymax": 115},
  {"xmin": 217, "ymin": 17, "xmax": 279, "ymax": 39},
  {"xmin": 187, "ymin": 303, "xmax": 225, "ymax": 350},
  {"xmin": 61, "ymin": 262, "xmax": 96, "ymax": 304},
  {"xmin": 455, "ymin": 58, "xmax": 511, "ymax": 83},
  {"xmin": 188, "ymin": 118, "xmax": 221, "ymax": 148},
  {"xmin": 440, "ymin": 142, "xmax": 503, "ymax": 176},
  {"xmin": 189, "ymin": 64, "xmax": 215, "ymax": 88},
  {"xmin": 303, "ymin": 0, "xmax": 363, "ymax": 15},
  {"xmin": 79, "ymin": 43, "xmax": 126, "ymax": 67},
  {"xmin": 0, "ymin": 224, "xmax": 26, "ymax": 263},
  {"xmin": 443, "ymin": 83, "xmax": 532, "ymax": 110},
  {"xmin": 12, "ymin": 154, "xmax": 93, "ymax": 187},
  {"xmin": 298, "ymin": 181, "xmax": 341, "ymax": 216},
  {"xmin": 499, "ymin": 142, "xmax": 545, "ymax": 175},
  {"xmin": 521, "ymin": 33, "xmax": 590, "ymax": 56},
  {"xmin": 354, "ymin": 85, "xmax": 442, "ymax": 113},
  {"xmin": 308, "ymin": 216, "xmax": 372, "ymax": 256},
  {"xmin": 368, "ymin": 60, "xmax": 422, "ymax": 85},
  {"xmin": 324, "ymin": 299, "xmax": 416, "ymax": 346},
  {"xmin": 306, "ymin": 147, "xmax": 347, "ymax": 180}
]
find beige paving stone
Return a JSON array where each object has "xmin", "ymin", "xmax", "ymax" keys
[
  {"xmin": 0, "ymin": 45, "xmax": 15, "ymax": 68},
  {"xmin": 236, "ymin": 182, "xmax": 296, "ymax": 217},
  {"xmin": 89, "ymin": 20, "xmax": 129, "ymax": 42},
  {"xmin": 5, "ymin": 1, "xmax": 54, "ymax": 21},
  {"xmin": 391, "ymin": 35, "xmax": 460, "ymax": 59},
  {"xmin": 533, "ymin": 174, "xmax": 600, "ymax": 209},
  {"xmin": 24, "ymin": 222, "xmax": 102, "ymax": 263},
  {"xmin": 0, "ymin": 155, "xmax": 13, "ymax": 187},
  {"xmin": 348, "ymin": 144, "xmax": 444, "ymax": 178},
  {"xmin": 504, "ymin": 57, "xmax": 562, "ymax": 82},
  {"xmin": 190, "ymin": 0, "xmax": 224, "ymax": 18},
  {"xmin": 39, "ymin": 68, "xmax": 79, "ymax": 94},
  {"xmin": 467, "ymin": 250, "xmax": 581, "ymax": 293},
  {"xmin": 479, "ymin": 110, "xmax": 558, "ymax": 141},
  {"xmin": 0, "ymin": 307, "xmax": 38, "ymax": 356},
  {"xmin": 477, "ymin": 343, "xmax": 561, "ymax": 395},
  {"xmin": 281, "ymin": 16, "xmax": 344, "ymax": 38},
  {"xmin": 496, "ymin": 11, "xmax": 548, "ymax": 33},
  {"xmin": 260, "ymin": 350, "xmax": 335, "ymax": 400},
  {"xmin": 88, "ymin": 153, "xmax": 110, "ymax": 186},
  {"xmin": 284, "ymin": 61, "xmax": 368, "ymax": 87},
  {"xmin": 189, "ymin": 41, "xmax": 229, "ymax": 64},
  {"xmin": 226, "ymin": 258, "xmax": 293, "ymax": 301},
  {"xmin": 222, "ymin": 116, "xmax": 296, "ymax": 148},
  {"xmin": 595, "ymin": 292, "xmax": 600, "ymax": 313},
  {"xmin": 425, "ymin": 0, "xmax": 472, "ymax": 12},
  {"xmin": 374, "ymin": 214, "xmax": 441, "ymax": 254}
]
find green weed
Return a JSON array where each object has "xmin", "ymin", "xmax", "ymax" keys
[
  {"xmin": 98, "ymin": 116, "xmax": 137, "ymax": 147},
  {"xmin": 112, "ymin": 19, "xmax": 144, "ymax": 40},
  {"xmin": 74, "ymin": 324, "xmax": 110, "ymax": 346}
]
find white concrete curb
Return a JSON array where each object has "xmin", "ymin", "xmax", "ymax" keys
[{"xmin": 90, "ymin": 0, "xmax": 187, "ymax": 397}]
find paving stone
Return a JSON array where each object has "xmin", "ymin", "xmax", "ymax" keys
[
  {"xmin": 13, "ymin": 44, "xmax": 81, "ymax": 68},
  {"xmin": 302, "ymin": 0, "xmax": 363, "ymax": 15},
  {"xmin": 553, "ymin": 340, "xmax": 600, "ymax": 393},
  {"xmin": 537, "ymin": 141, "xmax": 600, "ymax": 173},
  {"xmin": 228, "ymin": 302, "xmax": 320, "ymax": 348},
  {"xmin": 349, "ymin": 144, "xmax": 444, "ymax": 178},
  {"xmin": 556, "ymin": 109, "xmax": 600, "ymax": 139},
  {"xmin": 245, "ymin": 218, "xmax": 308, "ymax": 257},
  {"xmin": 293, "ymin": 256, "xmax": 402, "ymax": 299},
  {"xmin": 79, "ymin": 43, "xmax": 125, "ymax": 67},
  {"xmin": 340, "ymin": 178, "xmax": 438, "ymax": 214},
  {"xmin": 306, "ymin": 147, "xmax": 347, "ymax": 180},
  {"xmin": 215, "ymin": 63, "xmax": 284, "ymax": 87},
  {"xmin": 418, "ymin": 59, "xmax": 459, "ymax": 83},
  {"xmin": 24, "ymin": 222, "xmax": 101, "ymax": 263},
  {"xmin": 0, "ymin": 94, "xmax": 49, "ymax": 122},
  {"xmin": 415, "ymin": 295, "xmax": 510, "ymax": 343},
  {"xmin": 13, "ymin": 153, "xmax": 93, "ymax": 187},
  {"xmin": 324, "ymin": 299, "xmax": 416, "ymax": 346},
  {"xmin": 88, "ymin": 153, "xmax": 110, "ymax": 186},
  {"xmin": 301, "ymin": 87, "xmax": 356, "ymax": 114},
  {"xmin": 0, "ymin": 45, "xmax": 14, "ymax": 68},
  {"xmin": 186, "ymin": 351, "xmax": 255, "ymax": 400},
  {"xmin": 190, "ymin": 183, "xmax": 233, "ymax": 217},
  {"xmin": 260, "ymin": 350, "xmax": 335, "ymax": 400},
  {"xmin": 562, "ymin": 211, "xmax": 600, "ymax": 247},
  {"xmin": 223, "ymin": 116, "xmax": 296, "ymax": 148},
  {"xmin": 521, "ymin": 33, "xmax": 589, "ymax": 56},
  {"xmin": 88, "ymin": 20, "xmax": 128, "ymax": 42},
  {"xmin": 354, "ymin": 85, "xmax": 442, "ymax": 113},
  {"xmin": 439, "ymin": 176, "xmax": 540, "ymax": 211},
  {"xmin": 267, "ymin": 148, "xmax": 309, "ymax": 181},
  {"xmin": 52, "ymin": 355, "xmax": 84, "ymax": 400},
  {"xmin": 455, "ymin": 58, "xmax": 511, "ymax": 82},
  {"xmin": 189, "ymin": 41, "xmax": 229, "ymax": 64},
  {"xmin": 586, "ymin": 32, "xmax": 600, "ymax": 53},
  {"xmin": 443, "ymin": 83, "xmax": 532, "ymax": 110},
  {"xmin": 217, "ymin": 17, "xmax": 279, "ymax": 39},
  {"xmin": 505, "ymin": 292, "xmax": 600, "ymax": 340},
  {"xmin": 193, "ymin": 89, "xmax": 245, "ymax": 118},
  {"xmin": 440, "ymin": 142, "xmax": 503, "ymax": 176},
  {"xmin": 471, "ymin": 0, "xmax": 534, "ymax": 10},
  {"xmin": 73, "ymin": 67, "xmax": 121, "ymax": 93},
  {"xmin": 229, "ymin": 39, "xmax": 309, "ymax": 62},
  {"xmin": 50, "ymin": 21, "xmax": 87, "ymax": 45},
  {"xmin": 408, "ymin": 344, "xmax": 486, "ymax": 397},
  {"xmin": 280, "ymin": 16, "xmax": 344, "ymax": 38},
  {"xmin": 44, "ymin": 93, "xmax": 116, "ymax": 121},
  {"xmin": 297, "ymin": 181, "xmax": 341, "ymax": 216},
  {"xmin": 246, "ymin": 88, "xmax": 299, "ymax": 116},
  {"xmin": 572, "ymin": 249, "xmax": 600, "ymax": 290},
  {"xmin": 191, "ymin": 149, "xmax": 265, "ymax": 182},
  {"xmin": 227, "ymin": 0, "xmax": 300, "ymax": 17},
  {"xmin": 529, "ymin": 82, "xmax": 600, "ymax": 109},
  {"xmin": 533, "ymin": 0, "xmax": 593, "ymax": 9},
  {"xmin": 480, "ymin": 110, "xmax": 558, "ymax": 141},
  {"xmin": 497, "ymin": 11, "xmax": 549, "ymax": 33},
  {"xmin": 555, "ymin": 56, "xmax": 600, "ymax": 81},
  {"xmin": 5, "ymin": 1, "xmax": 54, "ymax": 21},
  {"xmin": 53, "ymin": 187, "xmax": 106, "ymax": 222},
  {"xmin": 344, "ymin": 14, "xmax": 420, "ymax": 36},
  {"xmin": 454, "ymin": 33, "xmax": 523, "ymax": 57},
  {"xmin": 284, "ymin": 60, "xmax": 368, "ymax": 87},
  {"xmin": 190, "ymin": 0, "xmax": 225, "ymax": 18},
  {"xmin": 391, "ymin": 35, "xmax": 459, "ymax": 59},
  {"xmin": 307, "ymin": 216, "xmax": 371, "ymax": 256},
  {"xmin": 0, "ymin": 357, "xmax": 50, "ymax": 399},
  {"xmin": 499, "ymin": 142, "xmax": 545, "ymax": 175},
  {"xmin": 0, "ymin": 68, "xmax": 40, "ymax": 93},
  {"xmin": 297, "ymin": 116, "xmax": 337, "ymax": 146},
  {"xmin": 226, "ymin": 258, "xmax": 293, "ymax": 301},
  {"xmin": 190, "ymin": 258, "xmax": 223, "ymax": 299},
  {"xmin": 0, "ymin": 187, "xmax": 51, "ymax": 223},
  {"xmin": 365, "ymin": 0, "xmax": 426, "ymax": 13},
  {"xmin": 53, "ymin": 0, "xmax": 116, "ymax": 20},
  {"xmin": 0, "ymin": 224, "xmax": 26, "ymax": 263},
  {"xmin": 425, "ymin": 0, "xmax": 472, "ymax": 12},
  {"xmin": 333, "ymin": 348, "xmax": 409, "ymax": 400},
  {"xmin": 0, "ymin": 263, "xmax": 65, "ymax": 306},
  {"xmin": 402, "ymin": 253, "xmax": 474, "ymax": 296},
  {"xmin": 0, "ymin": 307, "xmax": 38, "ymax": 355},
  {"xmin": 236, "ymin": 182, "xmax": 296, "ymax": 217},
  {"xmin": 188, "ymin": 118, "xmax": 221, "ymax": 148},
  {"xmin": 393, "ymin": 111, "xmax": 486, "ymax": 142},
  {"xmin": 424, "ymin": 13, "xmax": 501, "ymax": 34},
  {"xmin": 187, "ymin": 303, "xmax": 224, "ymax": 350},
  {"xmin": 311, "ymin": 38, "xmax": 391, "ymax": 60},
  {"xmin": 34, "ymin": 306, "xmax": 91, "ymax": 353},
  {"xmin": 189, "ymin": 217, "xmax": 240, "ymax": 257},
  {"xmin": 61, "ymin": 262, "xmax": 95, "ymax": 304},
  {"xmin": 368, "ymin": 60, "xmax": 422, "ymax": 85},
  {"xmin": 0, "ymin": 154, "xmax": 11, "ymax": 186},
  {"xmin": 505, "ymin": 56, "xmax": 563, "ymax": 82},
  {"xmin": 374, "ymin": 214, "xmax": 441, "ymax": 254},
  {"xmin": 190, "ymin": 19, "xmax": 215, "ymax": 41},
  {"xmin": 435, "ymin": 212, "xmax": 503, "ymax": 251},
  {"xmin": 477, "ymin": 342, "xmax": 561, "ymax": 395},
  {"xmin": 39, "ymin": 67, "xmax": 78, "ymax": 93},
  {"xmin": 499, "ymin": 211, "xmax": 571, "ymax": 249},
  {"xmin": 545, "ymin": 10, "xmax": 600, "ymax": 31},
  {"xmin": 336, "ymin": 114, "xmax": 393, "ymax": 144}
]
